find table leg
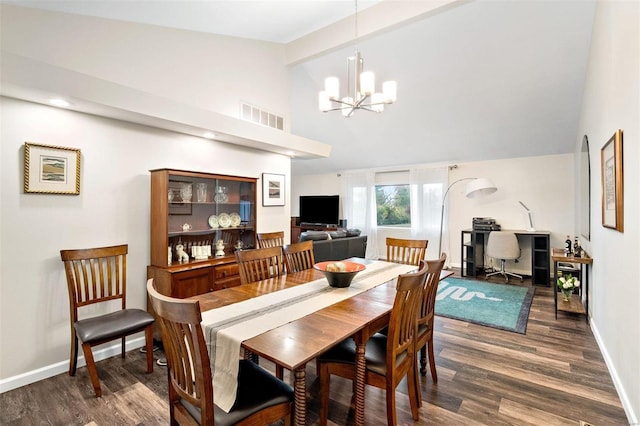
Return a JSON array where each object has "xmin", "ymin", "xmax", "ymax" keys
[
  {"xmin": 554, "ymin": 261, "xmax": 558, "ymax": 319},
  {"xmin": 354, "ymin": 338, "xmax": 366, "ymax": 426},
  {"xmin": 293, "ymin": 365, "xmax": 306, "ymax": 426}
]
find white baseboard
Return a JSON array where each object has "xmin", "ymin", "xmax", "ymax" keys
[
  {"xmin": 0, "ymin": 336, "xmax": 147, "ymax": 394},
  {"xmin": 590, "ymin": 320, "xmax": 637, "ymax": 425}
]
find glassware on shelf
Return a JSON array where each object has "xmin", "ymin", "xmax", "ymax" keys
[
  {"xmin": 214, "ymin": 186, "xmax": 228, "ymax": 203},
  {"xmin": 196, "ymin": 183, "xmax": 208, "ymax": 203},
  {"xmin": 168, "ymin": 189, "xmax": 174, "ymax": 203},
  {"xmin": 180, "ymin": 183, "xmax": 192, "ymax": 202}
]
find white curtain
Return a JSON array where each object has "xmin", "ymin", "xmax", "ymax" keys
[
  {"xmin": 409, "ymin": 167, "xmax": 448, "ymax": 260},
  {"xmin": 341, "ymin": 172, "xmax": 379, "ymax": 260}
]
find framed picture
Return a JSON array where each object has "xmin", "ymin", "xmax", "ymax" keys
[
  {"xmin": 601, "ymin": 129, "xmax": 623, "ymax": 232},
  {"xmin": 168, "ymin": 180, "xmax": 192, "ymax": 215},
  {"xmin": 262, "ymin": 173, "xmax": 285, "ymax": 206},
  {"xmin": 24, "ymin": 142, "xmax": 81, "ymax": 195}
]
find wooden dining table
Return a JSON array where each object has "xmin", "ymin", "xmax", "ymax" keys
[{"xmin": 191, "ymin": 259, "xmax": 454, "ymax": 425}]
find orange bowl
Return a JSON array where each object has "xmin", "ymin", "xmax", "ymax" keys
[{"xmin": 314, "ymin": 261, "xmax": 366, "ymax": 288}]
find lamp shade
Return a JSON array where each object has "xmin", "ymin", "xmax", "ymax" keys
[{"xmin": 465, "ymin": 178, "xmax": 497, "ymax": 198}]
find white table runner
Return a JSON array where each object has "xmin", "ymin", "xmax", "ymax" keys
[{"xmin": 201, "ymin": 260, "xmax": 415, "ymax": 412}]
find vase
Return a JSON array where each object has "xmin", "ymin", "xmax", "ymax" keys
[{"xmin": 561, "ymin": 288, "xmax": 573, "ymax": 302}]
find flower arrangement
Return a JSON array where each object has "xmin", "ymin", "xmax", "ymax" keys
[{"xmin": 557, "ymin": 274, "xmax": 580, "ymax": 301}]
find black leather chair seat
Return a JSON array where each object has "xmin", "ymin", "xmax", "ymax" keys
[
  {"xmin": 182, "ymin": 360, "xmax": 293, "ymax": 426},
  {"xmin": 74, "ymin": 309, "xmax": 154, "ymax": 343},
  {"xmin": 318, "ymin": 333, "xmax": 407, "ymax": 376}
]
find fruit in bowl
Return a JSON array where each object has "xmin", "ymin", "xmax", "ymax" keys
[{"xmin": 314, "ymin": 260, "xmax": 366, "ymax": 288}]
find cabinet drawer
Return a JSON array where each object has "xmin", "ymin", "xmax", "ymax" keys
[
  {"xmin": 214, "ymin": 276, "xmax": 241, "ymax": 291},
  {"xmin": 214, "ymin": 263, "xmax": 239, "ymax": 280}
]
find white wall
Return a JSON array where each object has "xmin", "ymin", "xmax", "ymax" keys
[
  {"xmin": 292, "ymin": 154, "xmax": 574, "ymax": 272},
  {"xmin": 447, "ymin": 155, "xmax": 574, "ymax": 274},
  {"xmin": 576, "ymin": 1, "xmax": 639, "ymax": 423},
  {"xmin": 1, "ymin": 4, "xmax": 290, "ymax": 126},
  {"xmin": 0, "ymin": 97, "xmax": 291, "ymax": 388}
]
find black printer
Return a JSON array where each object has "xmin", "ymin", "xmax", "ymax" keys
[{"xmin": 472, "ymin": 217, "xmax": 501, "ymax": 231}]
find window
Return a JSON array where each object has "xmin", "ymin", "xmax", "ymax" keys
[{"xmin": 375, "ymin": 184, "xmax": 411, "ymax": 227}]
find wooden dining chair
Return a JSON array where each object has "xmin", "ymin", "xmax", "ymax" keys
[
  {"xmin": 317, "ymin": 261, "xmax": 428, "ymax": 426},
  {"xmin": 414, "ymin": 254, "xmax": 447, "ymax": 403},
  {"xmin": 146, "ymin": 279, "xmax": 293, "ymax": 425},
  {"xmin": 386, "ymin": 237, "xmax": 429, "ymax": 266},
  {"xmin": 282, "ymin": 240, "xmax": 315, "ymax": 273},
  {"xmin": 236, "ymin": 246, "xmax": 286, "ymax": 285},
  {"xmin": 257, "ymin": 231, "xmax": 285, "ymax": 249},
  {"xmin": 59, "ymin": 244, "xmax": 154, "ymax": 397}
]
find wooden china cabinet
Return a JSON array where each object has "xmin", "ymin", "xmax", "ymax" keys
[{"xmin": 147, "ymin": 168, "xmax": 257, "ymax": 299}]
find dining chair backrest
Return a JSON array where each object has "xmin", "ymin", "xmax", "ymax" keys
[
  {"xmin": 282, "ymin": 240, "xmax": 315, "ymax": 273},
  {"xmin": 236, "ymin": 246, "xmax": 286, "ymax": 284},
  {"xmin": 60, "ymin": 244, "xmax": 154, "ymax": 397},
  {"xmin": 415, "ymin": 253, "xmax": 447, "ymax": 386},
  {"xmin": 387, "ymin": 261, "xmax": 429, "ymax": 366},
  {"xmin": 386, "ymin": 237, "xmax": 428, "ymax": 266},
  {"xmin": 417, "ymin": 253, "xmax": 447, "ymax": 332},
  {"xmin": 147, "ymin": 279, "xmax": 294, "ymax": 425},
  {"xmin": 146, "ymin": 279, "xmax": 214, "ymax": 424},
  {"xmin": 257, "ymin": 231, "xmax": 285, "ymax": 249}
]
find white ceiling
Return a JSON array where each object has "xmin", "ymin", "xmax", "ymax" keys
[{"xmin": 2, "ymin": 0, "xmax": 597, "ymax": 176}]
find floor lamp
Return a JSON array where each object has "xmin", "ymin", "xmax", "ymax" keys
[{"xmin": 438, "ymin": 177, "xmax": 497, "ymax": 257}]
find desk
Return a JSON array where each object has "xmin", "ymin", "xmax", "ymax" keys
[
  {"xmin": 552, "ymin": 248, "xmax": 593, "ymax": 322},
  {"xmin": 461, "ymin": 229, "xmax": 551, "ymax": 286},
  {"xmin": 192, "ymin": 261, "xmax": 452, "ymax": 425}
]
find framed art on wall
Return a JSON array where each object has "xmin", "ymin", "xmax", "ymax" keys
[
  {"xmin": 24, "ymin": 142, "xmax": 81, "ymax": 195},
  {"xmin": 262, "ymin": 173, "xmax": 285, "ymax": 206},
  {"xmin": 601, "ymin": 129, "xmax": 623, "ymax": 232}
]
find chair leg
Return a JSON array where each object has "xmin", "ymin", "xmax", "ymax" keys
[
  {"xmin": 318, "ymin": 363, "xmax": 330, "ymax": 426},
  {"xmin": 121, "ymin": 336, "xmax": 126, "ymax": 358},
  {"xmin": 414, "ymin": 356, "xmax": 423, "ymax": 408},
  {"xmin": 406, "ymin": 363, "xmax": 420, "ymax": 421},
  {"xmin": 69, "ymin": 334, "xmax": 78, "ymax": 376},
  {"xmin": 145, "ymin": 326, "xmax": 154, "ymax": 373},
  {"xmin": 385, "ymin": 381, "xmax": 398, "ymax": 426},
  {"xmin": 428, "ymin": 340, "xmax": 438, "ymax": 383},
  {"xmin": 81, "ymin": 343, "xmax": 102, "ymax": 397}
]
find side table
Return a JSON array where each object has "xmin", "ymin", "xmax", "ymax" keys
[{"xmin": 552, "ymin": 248, "xmax": 593, "ymax": 322}]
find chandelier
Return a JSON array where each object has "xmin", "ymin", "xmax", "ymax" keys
[{"xmin": 318, "ymin": 0, "xmax": 396, "ymax": 117}]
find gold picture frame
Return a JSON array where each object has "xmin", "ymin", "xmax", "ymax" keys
[
  {"xmin": 601, "ymin": 129, "xmax": 623, "ymax": 232},
  {"xmin": 24, "ymin": 142, "xmax": 81, "ymax": 195}
]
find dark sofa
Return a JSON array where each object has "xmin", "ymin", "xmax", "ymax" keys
[{"xmin": 299, "ymin": 231, "xmax": 367, "ymax": 262}]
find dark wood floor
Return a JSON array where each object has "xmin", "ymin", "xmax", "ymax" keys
[{"xmin": 1, "ymin": 273, "xmax": 628, "ymax": 425}]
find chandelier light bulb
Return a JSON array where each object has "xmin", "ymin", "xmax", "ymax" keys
[
  {"xmin": 382, "ymin": 81, "xmax": 397, "ymax": 103},
  {"xmin": 360, "ymin": 71, "xmax": 375, "ymax": 96},
  {"xmin": 324, "ymin": 77, "xmax": 340, "ymax": 100},
  {"xmin": 318, "ymin": 91, "xmax": 332, "ymax": 112}
]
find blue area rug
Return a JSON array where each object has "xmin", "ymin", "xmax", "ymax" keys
[{"xmin": 435, "ymin": 277, "xmax": 535, "ymax": 334}]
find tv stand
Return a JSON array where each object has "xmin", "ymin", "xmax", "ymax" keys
[{"xmin": 291, "ymin": 217, "xmax": 338, "ymax": 243}]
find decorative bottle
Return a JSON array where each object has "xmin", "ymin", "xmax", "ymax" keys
[
  {"xmin": 564, "ymin": 235, "xmax": 572, "ymax": 256},
  {"xmin": 574, "ymin": 237, "xmax": 582, "ymax": 258}
]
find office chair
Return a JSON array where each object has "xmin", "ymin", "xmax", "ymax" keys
[{"xmin": 485, "ymin": 231, "xmax": 523, "ymax": 283}]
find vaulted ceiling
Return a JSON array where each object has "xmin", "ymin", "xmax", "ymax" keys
[{"xmin": 2, "ymin": 0, "xmax": 596, "ymax": 175}]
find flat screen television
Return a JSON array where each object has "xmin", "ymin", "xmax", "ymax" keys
[{"xmin": 299, "ymin": 195, "xmax": 339, "ymax": 226}]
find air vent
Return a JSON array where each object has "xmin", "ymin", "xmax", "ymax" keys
[{"xmin": 240, "ymin": 102, "xmax": 284, "ymax": 131}]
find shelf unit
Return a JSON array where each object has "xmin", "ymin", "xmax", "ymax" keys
[
  {"xmin": 147, "ymin": 168, "xmax": 257, "ymax": 299},
  {"xmin": 460, "ymin": 229, "xmax": 551, "ymax": 286},
  {"xmin": 552, "ymin": 248, "xmax": 593, "ymax": 322},
  {"xmin": 460, "ymin": 230, "xmax": 485, "ymax": 277}
]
